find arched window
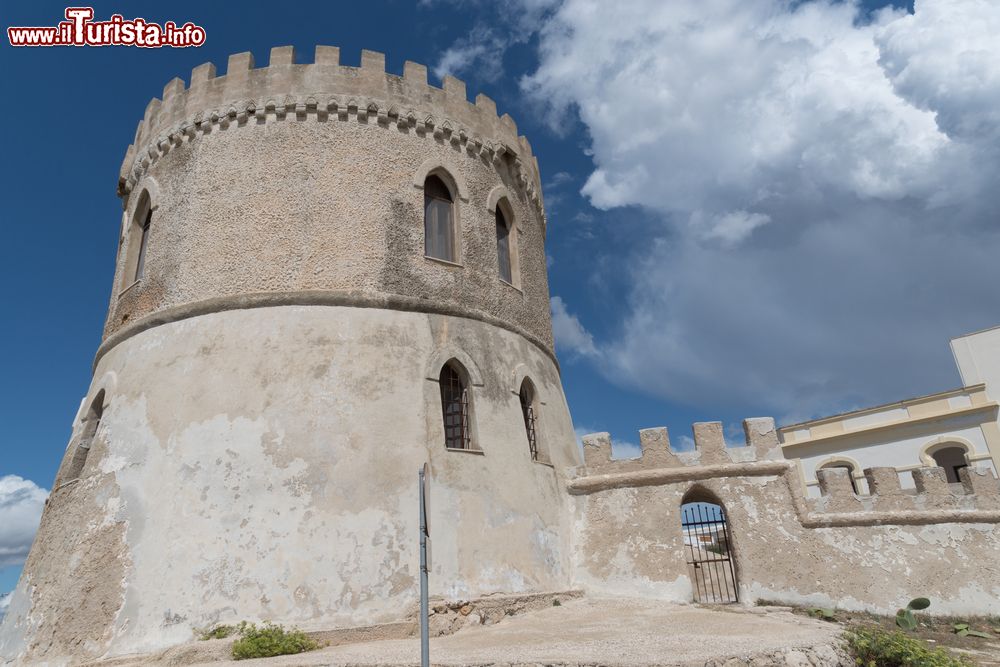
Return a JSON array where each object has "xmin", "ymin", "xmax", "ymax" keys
[
  {"xmin": 424, "ymin": 175, "xmax": 456, "ymax": 262},
  {"xmin": 931, "ymin": 446, "xmax": 968, "ymax": 483},
  {"xmin": 440, "ymin": 362, "xmax": 472, "ymax": 450},
  {"xmin": 64, "ymin": 390, "xmax": 105, "ymax": 483},
  {"xmin": 122, "ymin": 190, "xmax": 153, "ymax": 290},
  {"xmin": 819, "ymin": 461, "xmax": 858, "ymax": 493},
  {"xmin": 519, "ymin": 379, "xmax": 538, "ymax": 460},
  {"xmin": 134, "ymin": 208, "xmax": 152, "ymax": 281},
  {"xmin": 496, "ymin": 208, "xmax": 512, "ymax": 283}
]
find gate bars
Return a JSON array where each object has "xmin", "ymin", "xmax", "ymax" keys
[{"xmin": 681, "ymin": 503, "xmax": 739, "ymax": 603}]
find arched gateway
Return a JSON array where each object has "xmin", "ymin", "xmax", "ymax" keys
[{"xmin": 680, "ymin": 489, "xmax": 739, "ymax": 603}]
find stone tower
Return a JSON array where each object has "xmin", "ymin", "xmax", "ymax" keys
[{"xmin": 0, "ymin": 46, "xmax": 580, "ymax": 663}]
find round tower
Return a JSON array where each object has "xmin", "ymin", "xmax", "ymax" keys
[{"xmin": 0, "ymin": 46, "xmax": 580, "ymax": 663}]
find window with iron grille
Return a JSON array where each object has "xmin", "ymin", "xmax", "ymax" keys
[
  {"xmin": 496, "ymin": 208, "xmax": 512, "ymax": 283},
  {"xmin": 134, "ymin": 208, "xmax": 152, "ymax": 281},
  {"xmin": 519, "ymin": 380, "xmax": 538, "ymax": 461},
  {"xmin": 440, "ymin": 363, "xmax": 472, "ymax": 450},
  {"xmin": 424, "ymin": 175, "xmax": 456, "ymax": 262}
]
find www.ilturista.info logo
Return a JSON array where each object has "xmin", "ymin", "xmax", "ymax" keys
[{"xmin": 8, "ymin": 7, "xmax": 206, "ymax": 47}]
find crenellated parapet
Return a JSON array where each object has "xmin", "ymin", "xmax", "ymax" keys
[
  {"xmin": 812, "ymin": 464, "xmax": 1000, "ymax": 515},
  {"xmin": 580, "ymin": 417, "xmax": 782, "ymax": 475},
  {"xmin": 571, "ymin": 416, "xmax": 1000, "ymax": 526},
  {"xmin": 118, "ymin": 45, "xmax": 544, "ymax": 224}
]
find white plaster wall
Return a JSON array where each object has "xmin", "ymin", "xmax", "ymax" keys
[
  {"xmin": 2, "ymin": 306, "xmax": 580, "ymax": 662},
  {"xmin": 953, "ymin": 326, "xmax": 1000, "ymax": 401},
  {"xmin": 794, "ymin": 415, "xmax": 996, "ymax": 497}
]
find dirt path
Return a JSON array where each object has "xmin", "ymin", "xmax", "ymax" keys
[{"xmin": 177, "ymin": 597, "xmax": 848, "ymax": 666}]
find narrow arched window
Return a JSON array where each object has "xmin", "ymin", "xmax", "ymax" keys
[
  {"xmin": 121, "ymin": 190, "xmax": 153, "ymax": 291},
  {"xmin": 440, "ymin": 362, "xmax": 471, "ymax": 449},
  {"xmin": 134, "ymin": 208, "xmax": 152, "ymax": 281},
  {"xmin": 931, "ymin": 446, "xmax": 968, "ymax": 483},
  {"xmin": 519, "ymin": 380, "xmax": 538, "ymax": 460},
  {"xmin": 424, "ymin": 175, "xmax": 455, "ymax": 262},
  {"xmin": 819, "ymin": 461, "xmax": 858, "ymax": 493},
  {"xmin": 496, "ymin": 208, "xmax": 512, "ymax": 283},
  {"xmin": 64, "ymin": 390, "xmax": 105, "ymax": 484}
]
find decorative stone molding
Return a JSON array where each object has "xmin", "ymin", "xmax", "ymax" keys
[
  {"xmin": 118, "ymin": 46, "xmax": 545, "ymax": 227},
  {"xmin": 486, "ymin": 184, "xmax": 514, "ymax": 214},
  {"xmin": 413, "ymin": 157, "xmax": 470, "ymax": 201},
  {"xmin": 93, "ymin": 290, "xmax": 560, "ymax": 372},
  {"xmin": 424, "ymin": 345, "xmax": 485, "ymax": 387}
]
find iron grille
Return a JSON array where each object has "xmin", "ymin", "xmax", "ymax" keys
[
  {"xmin": 520, "ymin": 389, "xmax": 538, "ymax": 461},
  {"xmin": 440, "ymin": 365, "xmax": 471, "ymax": 450},
  {"xmin": 681, "ymin": 503, "xmax": 739, "ymax": 603}
]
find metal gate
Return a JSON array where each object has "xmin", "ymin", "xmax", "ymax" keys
[{"xmin": 681, "ymin": 503, "xmax": 739, "ymax": 603}]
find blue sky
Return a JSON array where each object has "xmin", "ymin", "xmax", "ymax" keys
[{"xmin": 3, "ymin": 0, "xmax": 998, "ymax": 595}]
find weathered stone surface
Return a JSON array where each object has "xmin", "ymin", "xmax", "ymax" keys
[{"xmin": 0, "ymin": 43, "xmax": 577, "ymax": 660}]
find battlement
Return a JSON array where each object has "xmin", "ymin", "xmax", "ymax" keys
[
  {"xmin": 580, "ymin": 417, "xmax": 782, "ymax": 474},
  {"xmin": 119, "ymin": 45, "xmax": 543, "ymax": 219},
  {"xmin": 573, "ymin": 416, "xmax": 1000, "ymax": 524},
  {"xmin": 811, "ymin": 464, "xmax": 1000, "ymax": 514}
]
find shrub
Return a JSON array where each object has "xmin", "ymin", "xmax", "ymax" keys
[
  {"xmin": 230, "ymin": 622, "xmax": 319, "ymax": 660},
  {"xmin": 845, "ymin": 627, "xmax": 974, "ymax": 667},
  {"xmin": 199, "ymin": 624, "xmax": 236, "ymax": 640}
]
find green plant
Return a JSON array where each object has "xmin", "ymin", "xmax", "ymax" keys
[
  {"xmin": 199, "ymin": 624, "xmax": 237, "ymax": 641},
  {"xmin": 230, "ymin": 622, "xmax": 318, "ymax": 660},
  {"xmin": 895, "ymin": 597, "xmax": 931, "ymax": 631},
  {"xmin": 845, "ymin": 627, "xmax": 974, "ymax": 667},
  {"xmin": 808, "ymin": 607, "xmax": 837, "ymax": 621},
  {"xmin": 953, "ymin": 623, "xmax": 991, "ymax": 639},
  {"xmin": 552, "ymin": 599, "xmax": 562, "ymax": 607}
]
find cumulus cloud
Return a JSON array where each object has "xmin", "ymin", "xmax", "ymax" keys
[
  {"xmin": 434, "ymin": 24, "xmax": 509, "ymax": 82},
  {"xmin": 551, "ymin": 296, "xmax": 599, "ymax": 358},
  {"xmin": 430, "ymin": 0, "xmax": 560, "ymax": 81},
  {"xmin": 526, "ymin": 0, "xmax": 1000, "ymax": 418},
  {"xmin": 0, "ymin": 476, "xmax": 48, "ymax": 568},
  {"xmin": 877, "ymin": 0, "xmax": 1000, "ymax": 145}
]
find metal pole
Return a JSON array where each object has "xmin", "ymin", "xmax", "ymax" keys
[{"xmin": 419, "ymin": 466, "xmax": 430, "ymax": 667}]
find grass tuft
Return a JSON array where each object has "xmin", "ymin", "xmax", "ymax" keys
[
  {"xmin": 199, "ymin": 624, "xmax": 237, "ymax": 641},
  {"xmin": 845, "ymin": 626, "xmax": 975, "ymax": 667}
]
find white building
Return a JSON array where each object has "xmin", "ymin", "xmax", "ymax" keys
[{"xmin": 779, "ymin": 326, "xmax": 1000, "ymax": 497}]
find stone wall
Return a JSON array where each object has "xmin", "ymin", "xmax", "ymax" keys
[
  {"xmin": 106, "ymin": 46, "xmax": 552, "ymax": 354},
  {"xmin": 571, "ymin": 418, "xmax": 1000, "ymax": 615},
  {"xmin": 0, "ymin": 307, "xmax": 580, "ymax": 664}
]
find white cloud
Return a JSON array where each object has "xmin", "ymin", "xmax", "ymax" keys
[
  {"xmin": 692, "ymin": 210, "xmax": 772, "ymax": 247},
  {"xmin": 545, "ymin": 171, "xmax": 574, "ymax": 189},
  {"xmin": 610, "ymin": 439, "xmax": 641, "ymax": 459},
  {"xmin": 551, "ymin": 296, "xmax": 599, "ymax": 359},
  {"xmin": 431, "ymin": 0, "xmax": 561, "ymax": 81},
  {"xmin": 434, "ymin": 25, "xmax": 508, "ymax": 82},
  {"xmin": 0, "ymin": 476, "xmax": 48, "ymax": 568},
  {"xmin": 876, "ymin": 0, "xmax": 1000, "ymax": 145},
  {"xmin": 525, "ymin": 0, "xmax": 1000, "ymax": 417}
]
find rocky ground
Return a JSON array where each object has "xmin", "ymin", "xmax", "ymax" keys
[{"xmin": 96, "ymin": 596, "xmax": 852, "ymax": 667}]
